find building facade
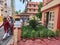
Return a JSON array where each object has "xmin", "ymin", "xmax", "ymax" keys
[
  {"xmin": 0, "ymin": 0, "xmax": 13, "ymax": 22},
  {"xmin": 0, "ymin": 0, "xmax": 4, "ymax": 22},
  {"xmin": 4, "ymin": 0, "xmax": 12, "ymax": 17},
  {"xmin": 41, "ymin": 0, "xmax": 60, "ymax": 31},
  {"xmin": 14, "ymin": 12, "xmax": 29, "ymax": 20},
  {"xmin": 26, "ymin": 2, "xmax": 39, "ymax": 18},
  {"xmin": 0, "ymin": 0, "xmax": 4, "ymax": 16}
]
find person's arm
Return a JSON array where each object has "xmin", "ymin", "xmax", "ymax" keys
[{"xmin": 0, "ymin": 23, "xmax": 3, "ymax": 28}]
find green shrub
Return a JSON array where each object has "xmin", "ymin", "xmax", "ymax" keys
[
  {"xmin": 21, "ymin": 30, "xmax": 27, "ymax": 38},
  {"xmin": 39, "ymin": 30, "xmax": 44, "ymax": 37},
  {"xmin": 21, "ymin": 26, "xmax": 32, "ymax": 38},
  {"xmin": 21, "ymin": 25, "xmax": 59, "ymax": 39},
  {"xmin": 42, "ymin": 29, "xmax": 48, "ymax": 37},
  {"xmin": 54, "ymin": 30, "xmax": 59, "ymax": 37},
  {"xmin": 31, "ymin": 30, "xmax": 36, "ymax": 38},
  {"xmin": 36, "ymin": 25, "xmax": 45, "ymax": 30},
  {"xmin": 29, "ymin": 19, "xmax": 38, "ymax": 30},
  {"xmin": 47, "ymin": 30, "xmax": 55, "ymax": 37},
  {"xmin": 39, "ymin": 29, "xmax": 47, "ymax": 38},
  {"xmin": 35, "ymin": 31, "xmax": 40, "ymax": 38}
]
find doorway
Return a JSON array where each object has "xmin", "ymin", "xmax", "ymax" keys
[{"xmin": 44, "ymin": 12, "xmax": 49, "ymax": 28}]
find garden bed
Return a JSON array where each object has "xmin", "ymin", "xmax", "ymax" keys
[{"xmin": 21, "ymin": 25, "xmax": 59, "ymax": 40}]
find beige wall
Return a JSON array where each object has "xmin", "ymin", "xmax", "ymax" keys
[
  {"xmin": 53, "ymin": 7, "xmax": 59, "ymax": 31},
  {"xmin": 42, "ymin": 6, "xmax": 60, "ymax": 31},
  {"xmin": 4, "ymin": 0, "xmax": 12, "ymax": 17},
  {"xmin": 42, "ymin": 12, "xmax": 44, "ymax": 25},
  {"xmin": 41, "ymin": 0, "xmax": 60, "ymax": 12}
]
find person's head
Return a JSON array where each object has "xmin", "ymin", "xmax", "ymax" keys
[
  {"xmin": 3, "ymin": 17, "xmax": 7, "ymax": 22},
  {"xmin": 10, "ymin": 17, "xmax": 13, "ymax": 19}
]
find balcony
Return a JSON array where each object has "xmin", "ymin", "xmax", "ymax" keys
[
  {"xmin": 0, "ymin": 0, "xmax": 4, "ymax": 5},
  {"xmin": 41, "ymin": 0, "xmax": 60, "ymax": 11},
  {"xmin": 27, "ymin": 11, "xmax": 38, "ymax": 14},
  {"xmin": 27, "ymin": 7, "xmax": 38, "ymax": 9}
]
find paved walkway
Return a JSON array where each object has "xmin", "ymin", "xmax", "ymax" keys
[
  {"xmin": 0, "ymin": 27, "xmax": 12, "ymax": 45},
  {"xmin": 6, "ymin": 37, "xmax": 13, "ymax": 45}
]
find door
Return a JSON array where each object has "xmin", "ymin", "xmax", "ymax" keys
[
  {"xmin": 44, "ymin": 12, "xmax": 49, "ymax": 28},
  {"xmin": 48, "ymin": 11, "xmax": 54, "ymax": 30}
]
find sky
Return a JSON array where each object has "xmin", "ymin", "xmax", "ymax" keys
[{"xmin": 15, "ymin": 0, "xmax": 42, "ymax": 12}]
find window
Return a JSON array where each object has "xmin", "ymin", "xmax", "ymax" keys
[
  {"xmin": 5, "ymin": 11, "xmax": 7, "ymax": 13},
  {"xmin": 29, "ymin": 4, "xmax": 31, "ymax": 7},
  {"xmin": 52, "ymin": 14, "xmax": 54, "ymax": 21},
  {"xmin": 49, "ymin": 12, "xmax": 54, "ymax": 21},
  {"xmin": 52, "ymin": 18, "xmax": 54, "ymax": 21},
  {"xmin": 34, "ymin": 5, "xmax": 36, "ymax": 7},
  {"xmin": 29, "ymin": 9, "xmax": 31, "ymax": 11},
  {"xmin": 49, "ymin": 12, "xmax": 52, "ymax": 21},
  {"xmin": 51, "ymin": 23, "xmax": 54, "ymax": 29},
  {"xmin": 5, "ymin": 3, "xmax": 7, "ymax": 6},
  {"xmin": 48, "ymin": 23, "xmax": 54, "ymax": 29},
  {"xmin": 5, "ymin": 3, "xmax": 7, "ymax": 8},
  {"xmin": 52, "ymin": 23, "xmax": 53, "ymax": 26},
  {"xmin": 33, "ymin": 9, "xmax": 36, "ymax": 12},
  {"xmin": 1, "ymin": 9, "xmax": 3, "ymax": 11},
  {"xmin": 0, "ymin": 0, "xmax": 3, "ymax": 5},
  {"xmin": 50, "ymin": 15, "xmax": 51, "ymax": 20}
]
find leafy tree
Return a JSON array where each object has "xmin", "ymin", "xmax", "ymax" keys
[
  {"xmin": 35, "ymin": 2, "xmax": 43, "ymax": 20},
  {"xmin": 38, "ymin": 2, "xmax": 43, "ymax": 12},
  {"xmin": 29, "ymin": 18, "xmax": 38, "ymax": 30},
  {"xmin": 20, "ymin": 0, "xmax": 31, "ymax": 3},
  {"xmin": 15, "ymin": 11, "xmax": 19, "ymax": 14},
  {"xmin": 15, "ymin": 10, "xmax": 21, "ymax": 14},
  {"xmin": 35, "ymin": 12, "xmax": 42, "ymax": 20}
]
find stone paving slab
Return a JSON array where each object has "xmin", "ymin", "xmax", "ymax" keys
[
  {"xmin": 6, "ymin": 36, "xmax": 13, "ymax": 45},
  {"xmin": 0, "ymin": 27, "xmax": 12, "ymax": 45},
  {"xmin": 0, "ymin": 36, "xmax": 12, "ymax": 45}
]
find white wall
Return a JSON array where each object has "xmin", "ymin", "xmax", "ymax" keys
[{"xmin": 7, "ymin": 0, "xmax": 11, "ymax": 7}]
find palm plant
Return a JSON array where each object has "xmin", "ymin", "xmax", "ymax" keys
[{"xmin": 20, "ymin": 0, "xmax": 31, "ymax": 3}]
